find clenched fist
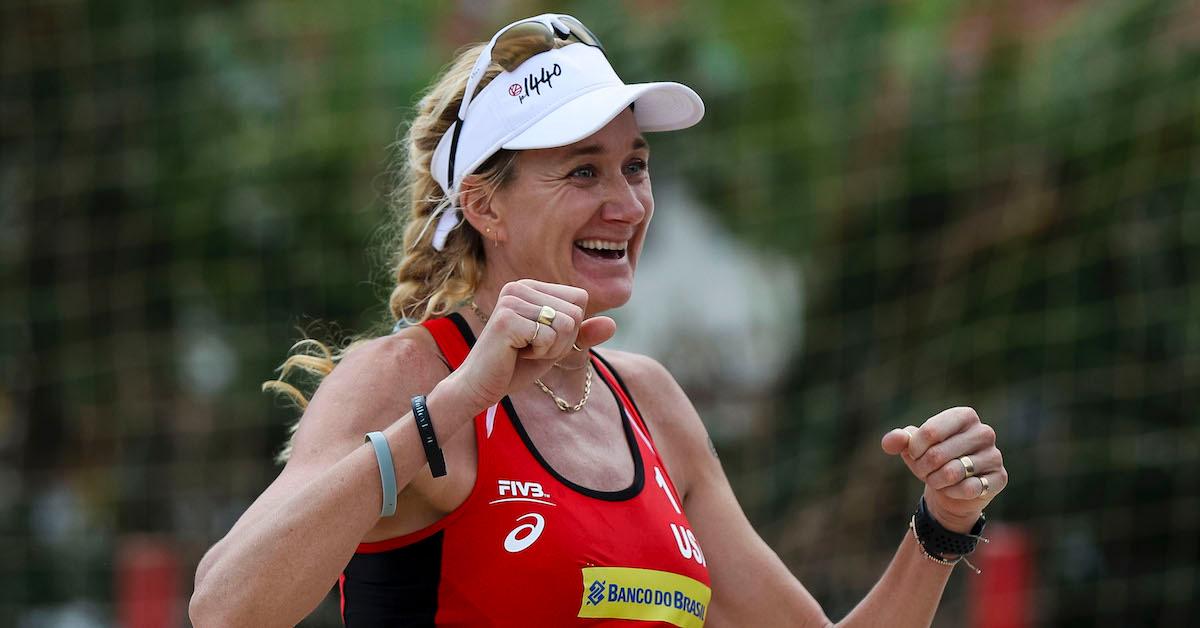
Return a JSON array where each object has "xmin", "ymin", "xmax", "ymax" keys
[{"xmin": 881, "ymin": 407, "xmax": 1007, "ymax": 533}]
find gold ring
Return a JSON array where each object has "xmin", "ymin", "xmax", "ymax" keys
[
  {"xmin": 572, "ymin": 343, "xmax": 583, "ymax": 352},
  {"xmin": 978, "ymin": 476, "xmax": 990, "ymax": 499},
  {"xmin": 537, "ymin": 305, "xmax": 557, "ymax": 327},
  {"xmin": 529, "ymin": 321, "xmax": 541, "ymax": 344},
  {"xmin": 959, "ymin": 455, "xmax": 976, "ymax": 479}
]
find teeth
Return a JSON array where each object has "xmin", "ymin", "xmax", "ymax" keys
[{"xmin": 576, "ymin": 239, "xmax": 628, "ymax": 251}]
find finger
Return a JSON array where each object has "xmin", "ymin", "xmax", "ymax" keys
[
  {"xmin": 521, "ymin": 318, "xmax": 558, "ymax": 358},
  {"xmin": 880, "ymin": 428, "xmax": 911, "ymax": 455},
  {"xmin": 505, "ymin": 286, "xmax": 587, "ymax": 360},
  {"xmin": 926, "ymin": 447, "xmax": 1001, "ymax": 490},
  {"xmin": 496, "ymin": 292, "xmax": 580, "ymax": 360},
  {"xmin": 910, "ymin": 422, "xmax": 997, "ymax": 480},
  {"xmin": 891, "ymin": 426, "xmax": 921, "ymax": 477},
  {"xmin": 496, "ymin": 308, "xmax": 557, "ymax": 356},
  {"xmin": 510, "ymin": 279, "xmax": 589, "ymax": 312},
  {"xmin": 499, "ymin": 287, "xmax": 584, "ymax": 330},
  {"xmin": 576, "ymin": 316, "xmax": 616, "ymax": 349},
  {"xmin": 941, "ymin": 469, "xmax": 1007, "ymax": 501},
  {"xmin": 908, "ymin": 407, "xmax": 980, "ymax": 460}
]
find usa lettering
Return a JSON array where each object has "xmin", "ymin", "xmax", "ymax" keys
[
  {"xmin": 670, "ymin": 523, "xmax": 706, "ymax": 566},
  {"xmin": 519, "ymin": 63, "xmax": 562, "ymax": 103},
  {"xmin": 498, "ymin": 479, "xmax": 548, "ymax": 498}
]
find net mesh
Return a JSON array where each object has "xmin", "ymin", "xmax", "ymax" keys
[{"xmin": 1, "ymin": 0, "xmax": 1197, "ymax": 626}]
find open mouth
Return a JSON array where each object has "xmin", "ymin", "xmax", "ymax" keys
[{"xmin": 574, "ymin": 239, "xmax": 627, "ymax": 260}]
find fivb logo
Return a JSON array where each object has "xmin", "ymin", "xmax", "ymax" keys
[{"xmin": 498, "ymin": 479, "xmax": 549, "ymax": 498}]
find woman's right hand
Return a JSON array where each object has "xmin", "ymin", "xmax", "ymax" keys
[{"xmin": 449, "ymin": 279, "xmax": 616, "ymax": 411}]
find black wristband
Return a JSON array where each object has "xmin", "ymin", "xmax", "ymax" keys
[
  {"xmin": 411, "ymin": 395, "xmax": 447, "ymax": 478},
  {"xmin": 913, "ymin": 496, "xmax": 985, "ymax": 559}
]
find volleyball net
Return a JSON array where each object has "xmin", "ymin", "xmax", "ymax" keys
[{"xmin": 2, "ymin": 1, "xmax": 1197, "ymax": 626}]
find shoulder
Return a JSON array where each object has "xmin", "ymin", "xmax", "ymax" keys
[
  {"xmin": 287, "ymin": 324, "xmax": 450, "ymax": 464},
  {"xmin": 332, "ymin": 324, "xmax": 448, "ymax": 383},
  {"xmin": 592, "ymin": 348, "xmax": 678, "ymax": 419},
  {"xmin": 593, "ymin": 348, "xmax": 715, "ymax": 499}
]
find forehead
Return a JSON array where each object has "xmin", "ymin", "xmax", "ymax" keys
[{"xmin": 519, "ymin": 109, "xmax": 647, "ymax": 166}]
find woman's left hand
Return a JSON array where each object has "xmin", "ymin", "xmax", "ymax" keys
[{"xmin": 881, "ymin": 407, "xmax": 1007, "ymax": 533}]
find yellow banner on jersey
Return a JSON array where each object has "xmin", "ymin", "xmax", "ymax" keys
[{"xmin": 578, "ymin": 566, "xmax": 710, "ymax": 627}]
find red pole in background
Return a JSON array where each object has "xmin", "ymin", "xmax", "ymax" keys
[
  {"xmin": 969, "ymin": 524, "xmax": 1034, "ymax": 628},
  {"xmin": 116, "ymin": 535, "xmax": 180, "ymax": 628}
]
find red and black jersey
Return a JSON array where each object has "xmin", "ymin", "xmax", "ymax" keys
[{"xmin": 339, "ymin": 313, "xmax": 712, "ymax": 627}]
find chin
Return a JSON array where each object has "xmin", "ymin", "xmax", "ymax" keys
[{"xmin": 581, "ymin": 279, "xmax": 633, "ymax": 315}]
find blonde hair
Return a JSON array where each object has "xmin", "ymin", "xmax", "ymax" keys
[{"xmin": 264, "ymin": 39, "xmax": 567, "ymax": 462}]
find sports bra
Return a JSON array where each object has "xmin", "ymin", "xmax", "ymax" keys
[{"xmin": 339, "ymin": 313, "xmax": 711, "ymax": 627}]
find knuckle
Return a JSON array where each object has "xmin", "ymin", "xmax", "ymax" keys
[
  {"xmin": 497, "ymin": 294, "xmax": 520, "ymax": 311},
  {"xmin": 939, "ymin": 466, "xmax": 959, "ymax": 486},
  {"xmin": 959, "ymin": 406, "xmax": 981, "ymax": 423},
  {"xmin": 501, "ymin": 309, "xmax": 525, "ymax": 331},
  {"xmin": 917, "ymin": 424, "xmax": 939, "ymax": 443},
  {"xmin": 572, "ymin": 287, "xmax": 589, "ymax": 307},
  {"xmin": 979, "ymin": 423, "xmax": 996, "ymax": 442},
  {"xmin": 923, "ymin": 445, "xmax": 946, "ymax": 468}
]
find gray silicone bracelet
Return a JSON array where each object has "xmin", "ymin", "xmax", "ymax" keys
[{"xmin": 364, "ymin": 431, "xmax": 397, "ymax": 517}]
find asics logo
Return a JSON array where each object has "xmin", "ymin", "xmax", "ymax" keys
[{"xmin": 504, "ymin": 513, "xmax": 545, "ymax": 553}]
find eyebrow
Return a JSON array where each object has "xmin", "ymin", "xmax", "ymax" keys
[{"xmin": 564, "ymin": 136, "xmax": 649, "ymax": 158}]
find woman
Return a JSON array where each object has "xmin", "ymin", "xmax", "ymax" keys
[{"xmin": 190, "ymin": 14, "xmax": 1007, "ymax": 627}]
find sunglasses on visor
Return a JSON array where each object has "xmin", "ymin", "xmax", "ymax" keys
[{"xmin": 446, "ymin": 14, "xmax": 605, "ymax": 190}]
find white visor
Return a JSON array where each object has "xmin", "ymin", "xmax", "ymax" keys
[{"xmin": 431, "ymin": 43, "xmax": 704, "ymax": 198}]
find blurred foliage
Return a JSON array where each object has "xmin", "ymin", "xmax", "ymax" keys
[{"xmin": 1, "ymin": 0, "xmax": 1197, "ymax": 626}]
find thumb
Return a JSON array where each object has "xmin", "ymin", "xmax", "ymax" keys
[
  {"xmin": 577, "ymin": 316, "xmax": 617, "ymax": 349},
  {"xmin": 880, "ymin": 428, "xmax": 911, "ymax": 455}
]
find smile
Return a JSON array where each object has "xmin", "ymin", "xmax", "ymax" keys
[{"xmin": 574, "ymin": 239, "xmax": 628, "ymax": 260}]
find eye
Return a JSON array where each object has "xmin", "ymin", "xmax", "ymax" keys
[
  {"xmin": 624, "ymin": 159, "xmax": 648, "ymax": 176},
  {"xmin": 569, "ymin": 165, "xmax": 597, "ymax": 178}
]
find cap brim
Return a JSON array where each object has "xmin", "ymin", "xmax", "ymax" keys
[{"xmin": 502, "ymin": 81, "xmax": 704, "ymax": 151}]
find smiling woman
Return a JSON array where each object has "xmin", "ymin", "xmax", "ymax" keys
[{"xmin": 189, "ymin": 13, "xmax": 1008, "ymax": 628}]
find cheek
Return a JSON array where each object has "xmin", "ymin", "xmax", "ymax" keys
[{"xmin": 639, "ymin": 186, "xmax": 654, "ymax": 224}]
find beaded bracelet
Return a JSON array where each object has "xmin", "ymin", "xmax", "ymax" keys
[{"xmin": 910, "ymin": 497, "xmax": 988, "ymax": 574}]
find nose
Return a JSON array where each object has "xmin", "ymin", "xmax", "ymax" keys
[{"xmin": 599, "ymin": 174, "xmax": 648, "ymax": 224}]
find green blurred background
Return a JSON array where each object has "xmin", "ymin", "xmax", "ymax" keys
[{"xmin": 2, "ymin": 0, "xmax": 1198, "ymax": 626}]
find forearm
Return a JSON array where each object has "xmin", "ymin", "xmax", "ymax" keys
[
  {"xmin": 191, "ymin": 378, "xmax": 481, "ymax": 627},
  {"xmin": 834, "ymin": 529, "xmax": 954, "ymax": 628}
]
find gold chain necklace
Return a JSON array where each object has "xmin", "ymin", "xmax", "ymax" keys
[{"xmin": 468, "ymin": 300, "xmax": 592, "ymax": 412}]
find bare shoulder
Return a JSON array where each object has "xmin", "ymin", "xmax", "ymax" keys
[
  {"xmin": 593, "ymin": 348, "xmax": 716, "ymax": 499},
  {"xmin": 286, "ymin": 326, "xmax": 450, "ymax": 466}
]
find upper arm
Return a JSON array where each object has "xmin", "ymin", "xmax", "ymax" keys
[
  {"xmin": 605, "ymin": 351, "xmax": 831, "ymax": 628},
  {"xmin": 221, "ymin": 330, "xmax": 446, "ymax": 541}
]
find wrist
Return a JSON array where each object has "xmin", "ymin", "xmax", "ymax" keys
[
  {"xmin": 428, "ymin": 372, "xmax": 489, "ymax": 423},
  {"xmin": 924, "ymin": 493, "xmax": 981, "ymax": 534},
  {"xmin": 910, "ymin": 496, "xmax": 987, "ymax": 572}
]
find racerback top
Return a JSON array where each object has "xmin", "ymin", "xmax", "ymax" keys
[{"xmin": 339, "ymin": 313, "xmax": 712, "ymax": 627}]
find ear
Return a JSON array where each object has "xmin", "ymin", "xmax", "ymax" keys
[{"xmin": 458, "ymin": 175, "xmax": 507, "ymax": 243}]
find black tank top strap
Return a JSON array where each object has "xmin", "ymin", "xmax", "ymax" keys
[
  {"xmin": 420, "ymin": 312, "xmax": 475, "ymax": 370},
  {"xmin": 590, "ymin": 351, "xmax": 658, "ymax": 447}
]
